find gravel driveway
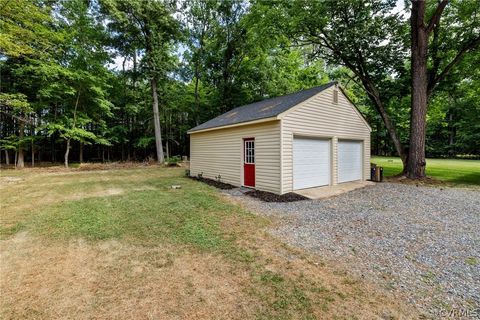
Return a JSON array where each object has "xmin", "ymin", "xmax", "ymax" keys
[{"xmin": 224, "ymin": 183, "xmax": 480, "ymax": 317}]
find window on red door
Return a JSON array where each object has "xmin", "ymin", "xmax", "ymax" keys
[{"xmin": 244, "ymin": 140, "xmax": 255, "ymax": 164}]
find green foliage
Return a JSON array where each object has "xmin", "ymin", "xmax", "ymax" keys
[
  {"xmin": 0, "ymin": 93, "xmax": 31, "ymax": 111},
  {"xmin": 135, "ymin": 136, "xmax": 155, "ymax": 149},
  {"xmin": 45, "ymin": 121, "xmax": 96, "ymax": 143},
  {"xmin": 0, "ymin": 135, "xmax": 19, "ymax": 151},
  {"xmin": 0, "ymin": 0, "xmax": 60, "ymax": 58},
  {"xmin": 166, "ymin": 155, "xmax": 182, "ymax": 166},
  {"xmin": 0, "ymin": 0, "xmax": 478, "ymax": 165}
]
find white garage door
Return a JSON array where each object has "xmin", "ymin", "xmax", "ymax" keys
[
  {"xmin": 293, "ymin": 137, "xmax": 331, "ymax": 190},
  {"xmin": 338, "ymin": 140, "xmax": 363, "ymax": 183}
]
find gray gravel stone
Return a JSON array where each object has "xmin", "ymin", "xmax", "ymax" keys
[{"xmin": 224, "ymin": 183, "xmax": 480, "ymax": 316}]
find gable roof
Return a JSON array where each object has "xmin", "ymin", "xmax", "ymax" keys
[{"xmin": 188, "ymin": 82, "xmax": 337, "ymax": 133}]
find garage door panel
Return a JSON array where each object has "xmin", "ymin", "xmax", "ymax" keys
[
  {"xmin": 338, "ymin": 141, "xmax": 362, "ymax": 183},
  {"xmin": 293, "ymin": 138, "xmax": 330, "ymax": 190}
]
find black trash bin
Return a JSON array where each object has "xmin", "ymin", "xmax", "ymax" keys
[{"xmin": 370, "ymin": 164, "xmax": 383, "ymax": 182}]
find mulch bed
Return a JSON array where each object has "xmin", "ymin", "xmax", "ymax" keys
[
  {"xmin": 190, "ymin": 176, "xmax": 308, "ymax": 202},
  {"xmin": 245, "ymin": 190, "xmax": 308, "ymax": 202},
  {"xmin": 188, "ymin": 176, "xmax": 236, "ymax": 190}
]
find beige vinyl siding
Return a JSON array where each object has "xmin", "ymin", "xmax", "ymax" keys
[
  {"xmin": 281, "ymin": 86, "xmax": 371, "ymax": 193},
  {"xmin": 189, "ymin": 120, "xmax": 281, "ymax": 194}
]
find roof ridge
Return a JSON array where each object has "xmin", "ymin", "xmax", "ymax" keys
[{"xmin": 232, "ymin": 81, "xmax": 337, "ymax": 110}]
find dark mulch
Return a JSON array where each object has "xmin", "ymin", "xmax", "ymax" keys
[
  {"xmin": 188, "ymin": 176, "xmax": 236, "ymax": 190},
  {"xmin": 188, "ymin": 176, "xmax": 307, "ymax": 201},
  {"xmin": 245, "ymin": 190, "xmax": 308, "ymax": 202}
]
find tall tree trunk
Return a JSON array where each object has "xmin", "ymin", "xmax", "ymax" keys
[
  {"xmin": 79, "ymin": 142, "xmax": 84, "ymax": 163},
  {"xmin": 31, "ymin": 138, "xmax": 34, "ymax": 168},
  {"xmin": 52, "ymin": 103, "xmax": 58, "ymax": 163},
  {"xmin": 51, "ymin": 134, "xmax": 56, "ymax": 163},
  {"xmin": 143, "ymin": 23, "xmax": 164, "ymax": 164},
  {"xmin": 448, "ymin": 112, "xmax": 455, "ymax": 156},
  {"xmin": 64, "ymin": 91, "xmax": 80, "ymax": 169},
  {"xmin": 5, "ymin": 150, "xmax": 10, "ymax": 165},
  {"xmin": 151, "ymin": 78, "xmax": 164, "ymax": 164},
  {"xmin": 193, "ymin": 66, "xmax": 201, "ymax": 126},
  {"xmin": 407, "ymin": 1, "xmax": 428, "ymax": 178},
  {"xmin": 64, "ymin": 138, "xmax": 70, "ymax": 168},
  {"xmin": 17, "ymin": 122, "xmax": 25, "ymax": 168}
]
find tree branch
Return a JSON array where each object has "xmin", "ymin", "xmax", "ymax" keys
[
  {"xmin": 0, "ymin": 109, "xmax": 35, "ymax": 125},
  {"xmin": 428, "ymin": 36, "xmax": 480, "ymax": 95},
  {"xmin": 426, "ymin": 0, "xmax": 449, "ymax": 35}
]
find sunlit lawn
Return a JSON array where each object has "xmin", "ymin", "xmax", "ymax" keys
[{"xmin": 372, "ymin": 156, "xmax": 480, "ymax": 185}]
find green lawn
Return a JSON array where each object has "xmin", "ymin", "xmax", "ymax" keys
[
  {"xmin": 372, "ymin": 156, "xmax": 480, "ymax": 185},
  {"xmin": 0, "ymin": 166, "xmax": 411, "ymax": 319}
]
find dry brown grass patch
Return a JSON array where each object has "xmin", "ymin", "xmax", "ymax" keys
[{"xmin": 0, "ymin": 233, "xmax": 259, "ymax": 320}]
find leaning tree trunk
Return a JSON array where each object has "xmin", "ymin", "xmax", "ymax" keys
[
  {"xmin": 407, "ymin": 1, "xmax": 428, "ymax": 179},
  {"xmin": 361, "ymin": 81, "xmax": 408, "ymax": 169},
  {"xmin": 17, "ymin": 122, "xmax": 25, "ymax": 168},
  {"xmin": 150, "ymin": 78, "xmax": 165, "ymax": 164},
  {"xmin": 64, "ymin": 138, "xmax": 71, "ymax": 168}
]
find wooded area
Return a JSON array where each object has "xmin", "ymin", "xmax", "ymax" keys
[{"xmin": 1, "ymin": 0, "xmax": 479, "ymax": 178}]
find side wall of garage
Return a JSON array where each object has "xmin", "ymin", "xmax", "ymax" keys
[
  {"xmin": 281, "ymin": 85, "xmax": 371, "ymax": 194},
  {"xmin": 189, "ymin": 120, "xmax": 282, "ymax": 194}
]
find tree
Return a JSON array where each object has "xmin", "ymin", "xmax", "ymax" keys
[
  {"xmin": 255, "ymin": 0, "xmax": 409, "ymax": 166},
  {"xmin": 0, "ymin": 93, "xmax": 33, "ymax": 167},
  {"xmin": 258, "ymin": 0, "xmax": 480, "ymax": 178},
  {"xmin": 183, "ymin": 0, "xmax": 218, "ymax": 125},
  {"xmin": 102, "ymin": 0, "xmax": 181, "ymax": 164},
  {"xmin": 0, "ymin": 0, "xmax": 59, "ymax": 167},
  {"xmin": 407, "ymin": 0, "xmax": 480, "ymax": 177},
  {"xmin": 34, "ymin": 0, "xmax": 114, "ymax": 167}
]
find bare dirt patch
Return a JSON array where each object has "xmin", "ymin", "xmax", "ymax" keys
[
  {"xmin": 67, "ymin": 188, "xmax": 125, "ymax": 200},
  {"xmin": 78, "ymin": 161, "xmax": 160, "ymax": 171},
  {"xmin": 385, "ymin": 174, "xmax": 445, "ymax": 186}
]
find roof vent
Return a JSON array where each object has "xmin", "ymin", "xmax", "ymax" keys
[{"xmin": 333, "ymin": 89, "xmax": 339, "ymax": 104}]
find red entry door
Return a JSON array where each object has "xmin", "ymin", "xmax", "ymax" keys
[{"xmin": 243, "ymin": 138, "xmax": 255, "ymax": 187}]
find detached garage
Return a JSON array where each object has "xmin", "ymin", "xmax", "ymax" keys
[{"xmin": 188, "ymin": 82, "xmax": 371, "ymax": 195}]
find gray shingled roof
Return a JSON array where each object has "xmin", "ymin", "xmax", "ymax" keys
[{"xmin": 188, "ymin": 82, "xmax": 336, "ymax": 133}]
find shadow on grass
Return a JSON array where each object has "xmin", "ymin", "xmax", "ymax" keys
[{"xmin": 446, "ymin": 172, "xmax": 480, "ymax": 185}]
